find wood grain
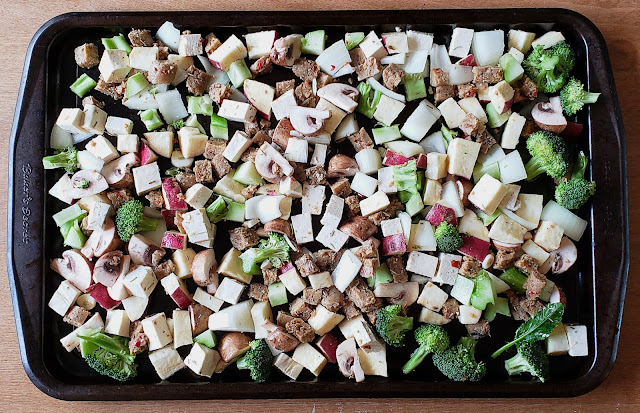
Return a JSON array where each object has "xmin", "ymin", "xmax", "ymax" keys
[{"xmin": 1, "ymin": 1, "xmax": 638, "ymax": 411}]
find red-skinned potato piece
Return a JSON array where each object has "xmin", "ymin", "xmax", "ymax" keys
[
  {"xmin": 381, "ymin": 234, "xmax": 407, "ymax": 256},
  {"xmin": 316, "ymin": 333, "xmax": 340, "ymax": 363},
  {"xmin": 161, "ymin": 178, "xmax": 188, "ymax": 210},
  {"xmin": 416, "ymin": 153, "xmax": 427, "ymax": 169},
  {"xmin": 50, "ymin": 249, "xmax": 94, "ymax": 292},
  {"xmin": 192, "ymin": 249, "xmax": 219, "ymax": 288},
  {"xmin": 457, "ymin": 234, "xmax": 490, "ymax": 261},
  {"xmin": 425, "ymin": 203, "xmax": 458, "ymax": 227},
  {"xmin": 86, "ymin": 282, "xmax": 121, "ymax": 309},
  {"xmin": 139, "ymin": 139, "xmax": 158, "ymax": 165},
  {"xmin": 382, "ymin": 150, "xmax": 413, "ymax": 167},
  {"xmin": 559, "ymin": 121, "xmax": 584, "ymax": 144},
  {"xmin": 457, "ymin": 54, "xmax": 477, "ymax": 66}
]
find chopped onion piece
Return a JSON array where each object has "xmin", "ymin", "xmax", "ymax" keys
[
  {"xmin": 540, "ymin": 201, "xmax": 588, "ymax": 241},
  {"xmin": 366, "ymin": 77, "xmax": 406, "ymax": 102}
]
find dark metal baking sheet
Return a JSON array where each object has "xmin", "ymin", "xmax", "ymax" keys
[{"xmin": 7, "ymin": 9, "xmax": 629, "ymax": 400}]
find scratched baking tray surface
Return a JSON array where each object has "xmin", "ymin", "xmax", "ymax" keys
[{"xmin": 7, "ymin": 9, "xmax": 628, "ymax": 399}]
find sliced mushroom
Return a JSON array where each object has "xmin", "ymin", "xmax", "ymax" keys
[
  {"xmin": 255, "ymin": 142, "xmax": 294, "ymax": 183},
  {"xmin": 549, "ymin": 286, "xmax": 568, "ymax": 308},
  {"xmin": 317, "ymin": 83, "xmax": 359, "ymax": 113},
  {"xmin": 327, "ymin": 154, "xmax": 359, "ymax": 178},
  {"xmin": 102, "ymin": 153, "xmax": 140, "ymax": 188},
  {"xmin": 339, "ymin": 216, "xmax": 378, "ymax": 243},
  {"xmin": 492, "ymin": 240, "xmax": 521, "ymax": 252},
  {"xmin": 531, "ymin": 96, "xmax": 567, "ymax": 134},
  {"xmin": 266, "ymin": 325, "xmax": 300, "ymax": 352},
  {"xmin": 263, "ymin": 218, "xmax": 293, "ymax": 239},
  {"xmin": 373, "ymin": 281, "xmax": 420, "ymax": 307},
  {"xmin": 127, "ymin": 233, "xmax": 166, "ymax": 267},
  {"xmin": 191, "ymin": 249, "xmax": 219, "ymax": 288},
  {"xmin": 189, "ymin": 303, "xmax": 213, "ymax": 335},
  {"xmin": 68, "ymin": 170, "xmax": 109, "ymax": 199},
  {"xmin": 289, "ymin": 107, "xmax": 330, "ymax": 136},
  {"xmin": 545, "ymin": 236, "xmax": 578, "ymax": 274},
  {"xmin": 50, "ymin": 249, "xmax": 93, "ymax": 292},
  {"xmin": 336, "ymin": 337, "xmax": 365, "ymax": 382},
  {"xmin": 269, "ymin": 35, "xmax": 302, "ymax": 67},
  {"xmin": 81, "ymin": 218, "xmax": 123, "ymax": 260},
  {"xmin": 93, "ymin": 251, "xmax": 129, "ymax": 287},
  {"xmin": 218, "ymin": 332, "xmax": 252, "ymax": 362},
  {"xmin": 271, "ymin": 118, "xmax": 295, "ymax": 151},
  {"xmin": 456, "ymin": 179, "xmax": 474, "ymax": 207}
]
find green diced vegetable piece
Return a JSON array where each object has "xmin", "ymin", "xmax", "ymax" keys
[
  {"xmin": 368, "ymin": 262, "xmax": 393, "ymax": 289},
  {"xmin": 53, "ymin": 204, "xmax": 87, "ymax": 227},
  {"xmin": 499, "ymin": 54, "xmax": 525, "ymax": 84},
  {"xmin": 224, "ymin": 202, "xmax": 245, "ymax": 223},
  {"xmin": 301, "ymin": 30, "xmax": 327, "ymax": 55},
  {"xmin": 372, "ymin": 125, "xmax": 401, "ymax": 144},
  {"xmin": 125, "ymin": 73, "xmax": 150, "ymax": 99},
  {"xmin": 476, "ymin": 208, "xmax": 502, "ymax": 226},
  {"xmin": 194, "ymin": 330, "xmax": 218, "ymax": 348},
  {"xmin": 484, "ymin": 297, "xmax": 511, "ymax": 322},
  {"xmin": 59, "ymin": 211, "xmax": 87, "ymax": 238},
  {"xmin": 486, "ymin": 102, "xmax": 511, "ymax": 128},
  {"xmin": 470, "ymin": 271, "xmax": 496, "ymax": 310},
  {"xmin": 80, "ymin": 338, "xmax": 100, "ymax": 358},
  {"xmin": 345, "ymin": 32, "xmax": 365, "ymax": 51},
  {"xmin": 473, "ymin": 161, "xmax": 501, "ymax": 182},
  {"xmin": 403, "ymin": 73, "xmax": 427, "ymax": 101},
  {"xmin": 140, "ymin": 109, "xmax": 163, "ymax": 131},
  {"xmin": 268, "ymin": 282, "xmax": 288, "ymax": 307},
  {"xmin": 233, "ymin": 162, "xmax": 265, "ymax": 186},
  {"xmin": 206, "ymin": 196, "xmax": 229, "ymax": 223},
  {"xmin": 102, "ymin": 34, "xmax": 132, "ymax": 53},
  {"xmin": 210, "ymin": 113, "xmax": 229, "ymax": 140},
  {"xmin": 64, "ymin": 219, "xmax": 87, "ymax": 249},
  {"xmin": 70, "ymin": 74, "xmax": 97, "ymax": 97},
  {"xmin": 441, "ymin": 124, "xmax": 458, "ymax": 150},
  {"xmin": 357, "ymin": 82, "xmax": 383, "ymax": 118},
  {"xmin": 227, "ymin": 59, "xmax": 252, "ymax": 88},
  {"xmin": 499, "ymin": 267, "xmax": 527, "ymax": 294},
  {"xmin": 185, "ymin": 114, "xmax": 206, "ymax": 134},
  {"xmin": 405, "ymin": 193, "xmax": 425, "ymax": 217},
  {"xmin": 188, "ymin": 96, "xmax": 214, "ymax": 116}
]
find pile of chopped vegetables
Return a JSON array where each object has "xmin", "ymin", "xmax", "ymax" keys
[{"xmin": 46, "ymin": 23, "xmax": 595, "ymax": 383}]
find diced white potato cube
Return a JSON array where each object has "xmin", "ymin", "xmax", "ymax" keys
[
  {"xmin": 178, "ymin": 127, "xmax": 208, "ymax": 158},
  {"xmin": 565, "ymin": 325, "xmax": 588, "ymax": 357},
  {"xmin": 48, "ymin": 280, "xmax": 81, "ymax": 316},
  {"xmin": 193, "ymin": 287, "xmax": 224, "ymax": 312},
  {"xmin": 172, "ymin": 309, "xmax": 193, "ymax": 348},
  {"xmin": 350, "ymin": 172, "xmax": 378, "ymax": 197},
  {"xmin": 98, "ymin": 49, "xmax": 131, "ymax": 83},
  {"xmin": 82, "ymin": 105, "xmax": 108, "ymax": 135},
  {"xmin": 121, "ymin": 295, "xmax": 148, "ymax": 321},
  {"xmin": 132, "ymin": 162, "xmax": 162, "ymax": 195},
  {"xmin": 308, "ymin": 305, "xmax": 345, "ymax": 336},
  {"xmin": 449, "ymin": 27, "xmax": 474, "ymax": 58},
  {"xmin": 438, "ymin": 98, "xmax": 467, "ymax": 129},
  {"xmin": 185, "ymin": 183, "xmax": 213, "ymax": 209},
  {"xmin": 104, "ymin": 309, "xmax": 130, "ymax": 337},
  {"xmin": 521, "ymin": 240, "xmax": 551, "ymax": 265},
  {"xmin": 458, "ymin": 305, "xmax": 482, "ymax": 324},
  {"xmin": 308, "ymin": 272, "xmax": 333, "ymax": 290},
  {"xmin": 468, "ymin": 174, "xmax": 509, "ymax": 215},
  {"xmin": 378, "ymin": 167, "xmax": 397, "ymax": 194},
  {"xmin": 123, "ymin": 266, "xmax": 158, "ymax": 298},
  {"xmin": 419, "ymin": 307, "xmax": 452, "ymax": 325},
  {"xmin": 215, "ymin": 277, "xmax": 246, "ymax": 304},
  {"xmin": 316, "ymin": 98, "xmax": 347, "ymax": 135},
  {"xmin": 358, "ymin": 341, "xmax": 388, "ymax": 377},
  {"xmin": 508, "ymin": 29, "xmax": 536, "ymax": 54},
  {"xmin": 129, "ymin": 46, "xmax": 159, "ymax": 71},
  {"xmin": 208, "ymin": 300, "xmax": 255, "ymax": 333},
  {"xmin": 534, "ymin": 220, "xmax": 564, "ymax": 251},
  {"xmin": 546, "ymin": 323, "xmax": 570, "ymax": 355},
  {"xmin": 501, "ymin": 112, "xmax": 526, "ymax": 149},
  {"xmin": 284, "ymin": 137, "xmax": 309, "ymax": 163},
  {"xmin": 515, "ymin": 193, "xmax": 544, "ymax": 227},
  {"xmin": 320, "ymin": 194, "xmax": 345, "ymax": 229},
  {"xmin": 302, "ymin": 184, "xmax": 326, "ymax": 215},
  {"xmin": 172, "ymin": 248, "xmax": 197, "ymax": 278},
  {"xmin": 359, "ymin": 30, "xmax": 388, "ymax": 60},
  {"xmin": 292, "ymin": 342, "xmax": 328, "ymax": 376},
  {"xmin": 56, "ymin": 108, "xmax": 87, "ymax": 134},
  {"xmin": 531, "ymin": 31, "xmax": 565, "ymax": 50},
  {"xmin": 488, "ymin": 214, "xmax": 527, "ymax": 244},
  {"xmin": 105, "ymin": 116, "xmax": 134, "ymax": 136},
  {"xmin": 148, "ymin": 346, "xmax": 184, "ymax": 380},
  {"xmin": 447, "ymin": 138, "xmax": 481, "ymax": 179},
  {"xmin": 423, "ymin": 179, "xmax": 442, "ymax": 206},
  {"xmin": 60, "ymin": 313, "xmax": 104, "ymax": 352},
  {"xmin": 218, "ymin": 99, "xmax": 257, "ymax": 123},
  {"xmin": 142, "ymin": 313, "xmax": 173, "ymax": 351},
  {"xmin": 310, "ymin": 143, "xmax": 328, "ymax": 166},
  {"xmin": 426, "ymin": 152, "xmax": 448, "ymax": 180},
  {"xmin": 291, "ymin": 213, "xmax": 314, "ymax": 244},
  {"xmin": 271, "ymin": 89, "xmax": 298, "ymax": 121},
  {"xmin": 279, "ymin": 268, "xmax": 307, "ymax": 296},
  {"xmin": 316, "ymin": 225, "xmax": 349, "ymax": 252},
  {"xmin": 406, "ymin": 251, "xmax": 439, "ymax": 278},
  {"xmin": 117, "ymin": 134, "xmax": 139, "ymax": 153},
  {"xmin": 359, "ymin": 191, "xmax": 390, "ymax": 217},
  {"xmin": 432, "ymin": 253, "xmax": 462, "ymax": 285},
  {"xmin": 417, "ymin": 281, "xmax": 449, "ymax": 311},
  {"xmin": 458, "ymin": 97, "xmax": 487, "ymax": 124},
  {"xmin": 178, "ymin": 33, "xmax": 203, "ymax": 56},
  {"xmin": 273, "ymin": 353, "xmax": 304, "ymax": 380},
  {"xmin": 450, "ymin": 274, "xmax": 474, "ymax": 306},
  {"xmin": 331, "ymin": 250, "xmax": 362, "ymax": 292},
  {"xmin": 381, "ymin": 218, "xmax": 403, "ymax": 237},
  {"xmin": 339, "ymin": 315, "xmax": 377, "ymax": 349},
  {"xmin": 185, "ymin": 343, "xmax": 219, "ymax": 378},
  {"xmin": 251, "ymin": 301, "xmax": 273, "ymax": 339},
  {"xmin": 373, "ymin": 94, "xmax": 405, "ymax": 126}
]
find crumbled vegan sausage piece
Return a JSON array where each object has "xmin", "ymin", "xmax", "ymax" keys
[
  {"xmin": 305, "ymin": 165, "xmax": 327, "ymax": 185},
  {"xmin": 263, "ymin": 267, "xmax": 279, "ymax": 286},
  {"xmin": 82, "ymin": 96, "xmax": 104, "ymax": 109},
  {"xmin": 314, "ymin": 249, "xmax": 337, "ymax": 272},
  {"xmin": 145, "ymin": 190, "xmax": 164, "ymax": 209},
  {"xmin": 95, "ymin": 78, "xmax": 125, "ymax": 100},
  {"xmin": 367, "ymin": 196, "xmax": 404, "ymax": 226},
  {"xmin": 295, "ymin": 253, "xmax": 320, "ymax": 277},
  {"xmin": 330, "ymin": 178, "xmax": 352, "ymax": 198},
  {"xmin": 356, "ymin": 57, "xmax": 382, "ymax": 81},
  {"xmin": 354, "ymin": 238, "xmax": 379, "ymax": 260},
  {"xmin": 286, "ymin": 318, "xmax": 315, "ymax": 342},
  {"xmin": 175, "ymin": 171, "xmax": 197, "ymax": 192},
  {"xmin": 211, "ymin": 154, "xmax": 231, "ymax": 179},
  {"xmin": 245, "ymin": 118, "xmax": 271, "ymax": 139},
  {"xmin": 347, "ymin": 128, "xmax": 375, "ymax": 151},
  {"xmin": 204, "ymin": 33, "xmax": 222, "ymax": 55},
  {"xmin": 248, "ymin": 283, "xmax": 269, "ymax": 302},
  {"xmin": 252, "ymin": 130, "xmax": 271, "ymax": 146},
  {"xmin": 493, "ymin": 249, "xmax": 517, "ymax": 270},
  {"xmin": 147, "ymin": 60, "xmax": 178, "ymax": 85},
  {"xmin": 472, "ymin": 66, "xmax": 504, "ymax": 84},
  {"xmin": 434, "ymin": 85, "xmax": 457, "ymax": 104},
  {"xmin": 523, "ymin": 271, "xmax": 548, "ymax": 298},
  {"xmin": 74, "ymin": 43, "xmax": 100, "ymax": 69},
  {"xmin": 515, "ymin": 254, "xmax": 540, "ymax": 275},
  {"xmin": 382, "ymin": 64, "xmax": 405, "ymax": 92},
  {"xmin": 459, "ymin": 256, "xmax": 482, "ymax": 278},
  {"xmin": 317, "ymin": 72, "xmax": 335, "ymax": 89},
  {"xmin": 250, "ymin": 56, "xmax": 273, "ymax": 77},
  {"xmin": 387, "ymin": 256, "xmax": 408, "ymax": 283},
  {"xmin": 520, "ymin": 296, "xmax": 545, "ymax": 317},
  {"xmin": 441, "ymin": 298, "xmax": 459, "ymax": 319},
  {"xmin": 204, "ymin": 139, "xmax": 227, "ymax": 159},
  {"xmin": 344, "ymin": 195, "xmax": 361, "ymax": 217},
  {"xmin": 349, "ymin": 47, "xmax": 367, "ymax": 67},
  {"xmin": 63, "ymin": 306, "xmax": 90, "ymax": 327},
  {"xmin": 302, "ymin": 288, "xmax": 322, "ymax": 305},
  {"xmin": 229, "ymin": 227, "xmax": 259, "ymax": 251},
  {"xmin": 345, "ymin": 277, "xmax": 377, "ymax": 312},
  {"xmin": 506, "ymin": 290, "xmax": 528, "ymax": 321},
  {"xmin": 241, "ymin": 185, "xmax": 259, "ymax": 200},
  {"xmin": 430, "ymin": 68, "xmax": 450, "ymax": 87},
  {"xmin": 342, "ymin": 298, "xmax": 362, "ymax": 319},
  {"xmin": 275, "ymin": 79, "xmax": 296, "ymax": 98},
  {"xmin": 107, "ymin": 188, "xmax": 134, "ymax": 210},
  {"xmin": 209, "ymin": 83, "xmax": 233, "ymax": 105},
  {"xmin": 466, "ymin": 319, "xmax": 491, "ymax": 340},
  {"xmin": 276, "ymin": 311, "xmax": 295, "ymax": 327},
  {"xmin": 359, "ymin": 258, "xmax": 378, "ymax": 279},
  {"xmin": 295, "ymin": 80, "xmax": 317, "ymax": 107},
  {"xmin": 290, "ymin": 298, "xmax": 314, "ymax": 321},
  {"xmin": 459, "ymin": 113, "xmax": 486, "ymax": 137},
  {"xmin": 186, "ymin": 65, "xmax": 214, "ymax": 96},
  {"xmin": 129, "ymin": 320, "xmax": 149, "ymax": 355},
  {"xmin": 321, "ymin": 286, "xmax": 344, "ymax": 312},
  {"xmin": 153, "ymin": 260, "xmax": 176, "ymax": 280},
  {"xmin": 365, "ymin": 307, "xmax": 381, "ymax": 324},
  {"xmin": 457, "ymin": 83, "xmax": 477, "ymax": 99},
  {"xmin": 153, "ymin": 41, "xmax": 170, "ymax": 60},
  {"xmin": 517, "ymin": 75, "xmax": 539, "ymax": 101},
  {"xmin": 475, "ymin": 130, "xmax": 497, "ymax": 153},
  {"xmin": 292, "ymin": 58, "xmax": 320, "ymax": 82},
  {"xmin": 128, "ymin": 29, "xmax": 154, "ymax": 47},
  {"xmin": 193, "ymin": 160, "xmax": 214, "ymax": 184}
]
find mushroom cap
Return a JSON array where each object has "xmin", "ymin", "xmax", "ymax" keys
[
  {"xmin": 336, "ymin": 337, "xmax": 365, "ymax": 382},
  {"xmin": 548, "ymin": 236, "xmax": 578, "ymax": 274},
  {"xmin": 68, "ymin": 170, "xmax": 109, "ymax": 199},
  {"xmin": 373, "ymin": 281, "xmax": 420, "ymax": 307},
  {"xmin": 327, "ymin": 154, "xmax": 359, "ymax": 178},
  {"xmin": 219, "ymin": 332, "xmax": 252, "ymax": 362},
  {"xmin": 127, "ymin": 234, "xmax": 166, "ymax": 267},
  {"xmin": 289, "ymin": 106, "xmax": 330, "ymax": 136},
  {"xmin": 263, "ymin": 218, "xmax": 293, "ymax": 239},
  {"xmin": 50, "ymin": 249, "xmax": 94, "ymax": 292},
  {"xmin": 80, "ymin": 218, "xmax": 123, "ymax": 260},
  {"xmin": 531, "ymin": 97, "xmax": 567, "ymax": 134},
  {"xmin": 102, "ymin": 153, "xmax": 140, "ymax": 188},
  {"xmin": 492, "ymin": 240, "xmax": 521, "ymax": 252},
  {"xmin": 192, "ymin": 249, "xmax": 219, "ymax": 287},
  {"xmin": 93, "ymin": 250, "xmax": 129, "ymax": 287},
  {"xmin": 317, "ymin": 83, "xmax": 359, "ymax": 113},
  {"xmin": 255, "ymin": 149, "xmax": 280, "ymax": 184},
  {"xmin": 456, "ymin": 179, "xmax": 474, "ymax": 207}
]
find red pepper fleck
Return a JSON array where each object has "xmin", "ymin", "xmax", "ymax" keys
[
  {"xmin": 451, "ymin": 260, "xmax": 461, "ymax": 268},
  {"xmin": 330, "ymin": 65, "xmax": 335, "ymax": 71}
]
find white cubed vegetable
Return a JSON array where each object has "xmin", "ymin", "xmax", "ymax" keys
[
  {"xmin": 308, "ymin": 272, "xmax": 333, "ymax": 290},
  {"xmin": 471, "ymin": 30, "xmax": 504, "ymax": 66},
  {"xmin": 378, "ymin": 167, "xmax": 397, "ymax": 194},
  {"xmin": 382, "ymin": 32, "xmax": 409, "ymax": 54},
  {"xmin": 440, "ymin": 180, "xmax": 465, "ymax": 217},
  {"xmin": 155, "ymin": 89, "xmax": 189, "ymax": 123},
  {"xmin": 331, "ymin": 250, "xmax": 362, "ymax": 292},
  {"xmin": 48, "ymin": 280, "xmax": 81, "ymax": 316},
  {"xmin": 458, "ymin": 305, "xmax": 482, "ymax": 324},
  {"xmin": 172, "ymin": 309, "xmax": 193, "ymax": 348},
  {"xmin": 104, "ymin": 309, "xmax": 130, "ymax": 337},
  {"xmin": 334, "ymin": 113, "xmax": 359, "ymax": 142},
  {"xmin": 215, "ymin": 277, "xmax": 246, "ymax": 304},
  {"xmin": 307, "ymin": 305, "xmax": 345, "ymax": 336},
  {"xmin": 359, "ymin": 31, "xmax": 388, "ymax": 60},
  {"xmin": 123, "ymin": 266, "xmax": 158, "ymax": 298},
  {"xmin": 208, "ymin": 35, "xmax": 248, "ymax": 71},
  {"xmin": 508, "ymin": 29, "xmax": 536, "ymax": 54},
  {"xmin": 278, "ymin": 268, "xmax": 307, "ymax": 296},
  {"xmin": 417, "ymin": 281, "xmax": 449, "ymax": 311},
  {"xmin": 381, "ymin": 218, "xmax": 403, "ymax": 237},
  {"xmin": 121, "ymin": 295, "xmax": 148, "ymax": 321},
  {"xmin": 185, "ymin": 183, "xmax": 213, "ymax": 209},
  {"xmin": 498, "ymin": 150, "xmax": 527, "ymax": 184},
  {"xmin": 117, "ymin": 134, "xmax": 139, "ymax": 153},
  {"xmin": 193, "ymin": 287, "xmax": 224, "ymax": 312},
  {"xmin": 280, "ymin": 177, "xmax": 303, "ymax": 198},
  {"xmin": 208, "ymin": 300, "xmax": 255, "ymax": 333},
  {"xmin": 359, "ymin": 191, "xmax": 390, "ymax": 217},
  {"xmin": 488, "ymin": 81, "xmax": 515, "ymax": 114},
  {"xmin": 423, "ymin": 179, "xmax": 442, "ymax": 206},
  {"xmin": 406, "ymin": 251, "xmax": 439, "ymax": 278},
  {"xmin": 426, "ymin": 152, "xmax": 448, "ymax": 180},
  {"xmin": 302, "ymin": 184, "xmax": 326, "ymax": 215},
  {"xmin": 350, "ymin": 172, "xmax": 378, "ymax": 197},
  {"xmin": 178, "ymin": 33, "xmax": 203, "ymax": 56},
  {"xmin": 291, "ymin": 213, "xmax": 314, "ymax": 244},
  {"xmin": 245, "ymin": 30, "xmax": 277, "ymax": 59},
  {"xmin": 184, "ymin": 343, "xmax": 219, "ymax": 378},
  {"xmin": 373, "ymin": 94, "xmax": 405, "ymax": 126},
  {"xmin": 468, "ymin": 174, "xmax": 509, "ymax": 215},
  {"xmin": 98, "ymin": 49, "xmax": 131, "ymax": 83},
  {"xmin": 355, "ymin": 148, "xmax": 382, "ymax": 175},
  {"xmin": 408, "ymin": 221, "xmax": 437, "ymax": 252},
  {"xmin": 447, "ymin": 138, "xmax": 481, "ymax": 179},
  {"xmin": 534, "ymin": 220, "xmax": 564, "ymax": 251},
  {"xmin": 432, "ymin": 253, "xmax": 462, "ymax": 285},
  {"xmin": 407, "ymin": 30, "xmax": 434, "ymax": 52},
  {"xmin": 316, "ymin": 226, "xmax": 349, "ymax": 252},
  {"xmin": 565, "ymin": 325, "xmax": 588, "ymax": 357},
  {"xmin": 60, "ymin": 314, "xmax": 104, "ymax": 352},
  {"xmin": 315, "ymin": 40, "xmax": 351, "ymax": 77},
  {"xmin": 273, "ymin": 353, "xmax": 304, "ymax": 380},
  {"xmin": 104, "ymin": 116, "xmax": 133, "ymax": 136},
  {"xmin": 320, "ymin": 194, "xmax": 345, "ymax": 229},
  {"xmin": 271, "ymin": 89, "xmax": 298, "ymax": 121},
  {"xmin": 400, "ymin": 100, "xmax": 439, "ymax": 142},
  {"xmin": 339, "ymin": 315, "xmax": 377, "ymax": 349},
  {"xmin": 546, "ymin": 323, "xmax": 570, "ymax": 355},
  {"xmin": 438, "ymin": 98, "xmax": 467, "ymax": 129},
  {"xmin": 521, "ymin": 240, "xmax": 551, "ymax": 265},
  {"xmin": 142, "ymin": 313, "xmax": 173, "ymax": 351},
  {"xmin": 148, "ymin": 346, "xmax": 184, "ymax": 380},
  {"xmin": 284, "ymin": 137, "xmax": 309, "ymax": 163},
  {"xmin": 132, "ymin": 162, "xmax": 162, "ymax": 195},
  {"xmin": 488, "ymin": 214, "xmax": 528, "ymax": 244},
  {"xmin": 508, "ymin": 47, "xmax": 525, "ymax": 63},
  {"xmin": 310, "ymin": 143, "xmax": 328, "ymax": 166},
  {"xmin": 251, "ymin": 301, "xmax": 273, "ymax": 339},
  {"xmin": 458, "ymin": 97, "xmax": 488, "ymax": 124},
  {"xmin": 500, "ymin": 184, "xmax": 521, "ymax": 210},
  {"xmin": 531, "ymin": 31, "xmax": 565, "ymax": 49},
  {"xmin": 449, "ymin": 27, "xmax": 474, "ymax": 58},
  {"xmin": 501, "ymin": 112, "xmax": 526, "ymax": 149},
  {"xmin": 419, "ymin": 307, "xmax": 451, "ymax": 325},
  {"xmin": 129, "ymin": 46, "xmax": 159, "ymax": 71},
  {"xmin": 316, "ymin": 98, "xmax": 347, "ymax": 134},
  {"xmin": 292, "ymin": 342, "xmax": 328, "ymax": 376}
]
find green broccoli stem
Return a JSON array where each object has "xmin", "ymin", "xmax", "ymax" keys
[
  {"xmin": 458, "ymin": 337, "xmax": 477, "ymax": 353},
  {"xmin": 390, "ymin": 316, "xmax": 414, "ymax": 336},
  {"xmin": 42, "ymin": 148, "xmax": 78, "ymax": 172},
  {"xmin": 579, "ymin": 92, "xmax": 600, "ymax": 105},
  {"xmin": 402, "ymin": 345, "xmax": 430, "ymax": 374},
  {"xmin": 236, "ymin": 355, "xmax": 250, "ymax": 371},
  {"xmin": 504, "ymin": 351, "xmax": 529, "ymax": 375},
  {"xmin": 136, "ymin": 217, "xmax": 159, "ymax": 233},
  {"xmin": 540, "ymin": 54, "xmax": 560, "ymax": 71},
  {"xmin": 572, "ymin": 151, "xmax": 588, "ymax": 180},
  {"xmin": 524, "ymin": 157, "xmax": 546, "ymax": 181},
  {"xmin": 78, "ymin": 333, "xmax": 135, "ymax": 364}
]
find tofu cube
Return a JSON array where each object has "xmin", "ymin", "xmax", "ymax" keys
[
  {"xmin": 302, "ymin": 184, "xmax": 326, "ymax": 215},
  {"xmin": 377, "ymin": 167, "xmax": 397, "ymax": 194},
  {"xmin": 423, "ymin": 179, "xmax": 442, "ymax": 206},
  {"xmin": 521, "ymin": 239, "xmax": 551, "ymax": 266},
  {"xmin": 193, "ymin": 287, "xmax": 224, "ymax": 312},
  {"xmin": 82, "ymin": 105, "xmax": 108, "ymax": 135},
  {"xmin": 373, "ymin": 95, "xmax": 406, "ymax": 126},
  {"xmin": 185, "ymin": 343, "xmax": 220, "ymax": 377},
  {"xmin": 546, "ymin": 323, "xmax": 570, "ymax": 355},
  {"xmin": 488, "ymin": 214, "xmax": 528, "ymax": 244},
  {"xmin": 417, "ymin": 281, "xmax": 449, "ymax": 311},
  {"xmin": 316, "ymin": 225, "xmax": 349, "ymax": 252},
  {"xmin": 117, "ymin": 134, "xmax": 139, "ymax": 153},
  {"xmin": 310, "ymin": 143, "xmax": 328, "ymax": 166},
  {"xmin": 308, "ymin": 272, "xmax": 333, "ymax": 290},
  {"xmin": 86, "ymin": 201, "xmax": 111, "ymax": 231},
  {"xmin": 426, "ymin": 153, "xmax": 448, "ymax": 180},
  {"xmin": 432, "ymin": 253, "xmax": 462, "ymax": 285},
  {"xmin": 331, "ymin": 250, "xmax": 363, "ymax": 292},
  {"xmin": 381, "ymin": 218, "xmax": 403, "ymax": 237},
  {"xmin": 339, "ymin": 315, "xmax": 377, "ymax": 349},
  {"xmin": 447, "ymin": 138, "xmax": 481, "ymax": 179},
  {"xmin": 172, "ymin": 309, "xmax": 193, "ymax": 348},
  {"xmin": 132, "ymin": 161, "xmax": 162, "ymax": 195},
  {"xmin": 458, "ymin": 305, "xmax": 482, "ymax": 324},
  {"xmin": 105, "ymin": 116, "xmax": 134, "ymax": 136},
  {"xmin": 185, "ymin": 183, "xmax": 213, "ymax": 209},
  {"xmin": 251, "ymin": 301, "xmax": 273, "ymax": 339},
  {"xmin": 178, "ymin": 34, "xmax": 203, "ymax": 56},
  {"xmin": 406, "ymin": 251, "xmax": 439, "ymax": 278},
  {"xmin": 218, "ymin": 99, "xmax": 257, "ymax": 124},
  {"xmin": 438, "ymin": 98, "xmax": 467, "ymax": 129},
  {"xmin": 273, "ymin": 353, "xmax": 304, "ymax": 380},
  {"xmin": 291, "ymin": 213, "xmax": 314, "ymax": 244},
  {"xmin": 565, "ymin": 325, "xmax": 588, "ymax": 357},
  {"xmin": 148, "ymin": 346, "xmax": 184, "ymax": 379},
  {"xmin": 279, "ymin": 268, "xmax": 307, "ymax": 296},
  {"xmin": 359, "ymin": 31, "xmax": 388, "ymax": 60},
  {"xmin": 172, "ymin": 248, "xmax": 197, "ymax": 278},
  {"xmin": 407, "ymin": 30, "xmax": 434, "ymax": 52},
  {"xmin": 534, "ymin": 220, "xmax": 564, "ymax": 251},
  {"xmin": 350, "ymin": 172, "xmax": 378, "ymax": 197},
  {"xmin": 307, "ymin": 305, "xmax": 345, "ymax": 336},
  {"xmin": 141, "ymin": 313, "xmax": 173, "ymax": 351},
  {"xmin": 208, "ymin": 34, "xmax": 248, "ymax": 71},
  {"xmin": 382, "ymin": 32, "xmax": 409, "ymax": 54},
  {"xmin": 56, "ymin": 108, "xmax": 86, "ymax": 134},
  {"xmin": 48, "ymin": 280, "xmax": 81, "ymax": 316},
  {"xmin": 129, "ymin": 46, "xmax": 159, "ymax": 71},
  {"xmin": 86, "ymin": 135, "xmax": 119, "ymax": 163},
  {"xmin": 98, "ymin": 49, "xmax": 131, "ymax": 83},
  {"xmin": 222, "ymin": 130, "xmax": 253, "ymax": 163},
  {"xmin": 501, "ymin": 112, "xmax": 526, "ymax": 149},
  {"xmin": 359, "ymin": 191, "xmax": 390, "ymax": 217},
  {"xmin": 514, "ymin": 193, "xmax": 544, "ymax": 226},
  {"xmin": 123, "ymin": 266, "xmax": 158, "ymax": 298},
  {"xmin": 488, "ymin": 81, "xmax": 515, "ymax": 114},
  {"xmin": 449, "ymin": 27, "xmax": 474, "ymax": 58},
  {"xmin": 181, "ymin": 209, "xmax": 215, "ymax": 244},
  {"xmin": 215, "ymin": 277, "xmax": 247, "ymax": 304},
  {"xmin": 284, "ymin": 137, "xmax": 309, "ymax": 163},
  {"xmin": 105, "ymin": 309, "xmax": 130, "ymax": 337},
  {"xmin": 468, "ymin": 174, "xmax": 509, "ymax": 215},
  {"xmin": 320, "ymin": 194, "xmax": 345, "ymax": 229}
]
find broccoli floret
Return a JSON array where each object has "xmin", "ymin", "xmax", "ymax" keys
[
  {"xmin": 236, "ymin": 339, "xmax": 273, "ymax": 382},
  {"xmin": 434, "ymin": 222, "xmax": 463, "ymax": 253},
  {"xmin": 560, "ymin": 77, "xmax": 600, "ymax": 116},
  {"xmin": 555, "ymin": 151, "xmax": 596, "ymax": 209},
  {"xmin": 170, "ymin": 119, "xmax": 185, "ymax": 130},
  {"xmin": 115, "ymin": 199, "xmax": 159, "ymax": 241},
  {"xmin": 524, "ymin": 131, "xmax": 570, "ymax": 181},
  {"xmin": 42, "ymin": 146, "xmax": 79, "ymax": 173},
  {"xmin": 239, "ymin": 233, "xmax": 290, "ymax": 274},
  {"xmin": 505, "ymin": 342, "xmax": 550, "ymax": 382},
  {"xmin": 523, "ymin": 42, "xmax": 575, "ymax": 93},
  {"xmin": 402, "ymin": 324, "xmax": 450, "ymax": 374},
  {"xmin": 432, "ymin": 337, "xmax": 487, "ymax": 382},
  {"xmin": 375, "ymin": 304, "xmax": 414, "ymax": 347},
  {"xmin": 78, "ymin": 332, "xmax": 137, "ymax": 382}
]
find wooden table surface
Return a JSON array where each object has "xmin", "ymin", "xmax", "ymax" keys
[{"xmin": 1, "ymin": 0, "xmax": 638, "ymax": 411}]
